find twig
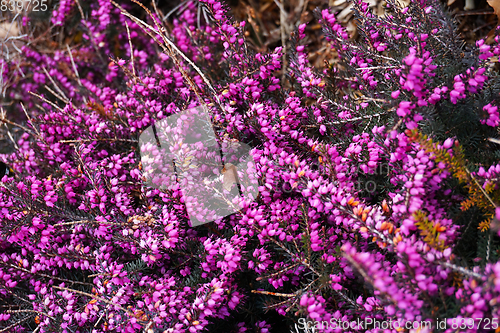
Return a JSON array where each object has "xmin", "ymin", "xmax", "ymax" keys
[
  {"xmin": 58, "ymin": 138, "xmax": 138, "ymax": 144},
  {"xmin": 362, "ymin": 109, "xmax": 375, "ymax": 133},
  {"xmin": 53, "ymin": 219, "xmax": 123, "ymax": 227},
  {"xmin": 66, "ymin": 44, "xmax": 85, "ymax": 104},
  {"xmin": 125, "ymin": 21, "xmax": 135, "ymax": 77},
  {"xmin": 356, "ymin": 65, "xmax": 400, "ymax": 71},
  {"xmin": 488, "ymin": 137, "xmax": 500, "ymax": 145},
  {"xmin": 334, "ymin": 289, "xmax": 360, "ymax": 309},
  {"xmin": 455, "ymin": 216, "xmax": 474, "ymax": 249},
  {"xmin": 112, "ymin": 0, "xmax": 226, "ymax": 117},
  {"xmin": 147, "ymin": 0, "xmax": 223, "ymax": 112},
  {"xmin": 5, "ymin": 309, "xmax": 55, "ymax": 320},
  {"xmin": 300, "ymin": 0, "xmax": 309, "ymax": 19},
  {"xmin": 0, "ymin": 107, "xmax": 19, "ymax": 150},
  {"xmin": 74, "ymin": 0, "xmax": 105, "ymax": 64},
  {"xmin": 486, "ymin": 232, "xmax": 492, "ymax": 262},
  {"xmin": 20, "ymin": 103, "xmax": 40, "ymax": 137},
  {"xmin": 265, "ymin": 297, "xmax": 296, "ymax": 310},
  {"xmin": 344, "ymin": 253, "xmax": 394, "ymax": 309},
  {"xmin": 41, "ymin": 67, "xmax": 69, "ymax": 103},
  {"xmin": 303, "ymin": 110, "xmax": 393, "ymax": 127},
  {"xmin": 251, "ymin": 290, "xmax": 297, "ymax": 297},
  {"xmin": 273, "ymin": 0, "xmax": 287, "ymax": 83},
  {"xmin": 473, "ymin": 22, "xmax": 495, "ymax": 34},
  {"xmin": 197, "ymin": 2, "xmax": 202, "ymax": 31},
  {"xmin": 28, "ymin": 91, "xmax": 64, "ymax": 112},
  {"xmin": 52, "ymin": 285, "xmax": 136, "ymax": 318},
  {"xmin": 0, "ymin": 106, "xmax": 33, "ymax": 135},
  {"xmin": 455, "ymin": 10, "xmax": 493, "ymax": 16},
  {"xmin": 465, "ymin": 168, "xmax": 498, "ymax": 208},
  {"xmin": 162, "ymin": 0, "xmax": 192, "ymax": 22},
  {"xmin": 256, "ymin": 262, "xmax": 299, "ymax": 281},
  {"xmin": 43, "ymin": 85, "xmax": 69, "ymax": 105},
  {"xmin": 440, "ymin": 261, "xmax": 484, "ymax": 280},
  {"xmin": 390, "ymin": 117, "xmax": 404, "ymax": 132},
  {"xmin": 0, "ymin": 315, "xmax": 34, "ymax": 332},
  {"xmin": 0, "ymin": 58, "xmax": 5, "ymax": 98},
  {"xmin": 251, "ymin": 224, "xmax": 320, "ymax": 276},
  {"xmin": 8, "ymin": 264, "xmax": 94, "ymax": 286},
  {"xmin": 94, "ymin": 304, "xmax": 110, "ymax": 328}
]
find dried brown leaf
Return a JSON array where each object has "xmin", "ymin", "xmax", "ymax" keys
[
  {"xmin": 487, "ymin": 0, "xmax": 500, "ymax": 19},
  {"xmin": 0, "ymin": 21, "xmax": 19, "ymax": 41},
  {"xmin": 222, "ymin": 163, "xmax": 239, "ymax": 191}
]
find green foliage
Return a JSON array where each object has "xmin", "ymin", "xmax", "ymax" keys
[
  {"xmin": 407, "ymin": 129, "xmax": 500, "ymax": 232},
  {"xmin": 413, "ymin": 210, "xmax": 447, "ymax": 251}
]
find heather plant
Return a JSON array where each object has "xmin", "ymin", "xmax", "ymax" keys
[{"xmin": 1, "ymin": 0, "xmax": 500, "ymax": 332}]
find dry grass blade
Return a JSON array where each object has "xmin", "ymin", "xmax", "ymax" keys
[
  {"xmin": 41, "ymin": 66, "xmax": 69, "ymax": 103},
  {"xmin": 125, "ymin": 21, "xmax": 136, "ymax": 77},
  {"xmin": 28, "ymin": 91, "xmax": 64, "ymax": 112},
  {"xmin": 111, "ymin": 0, "xmax": 227, "ymax": 118},
  {"xmin": 488, "ymin": 137, "xmax": 500, "ymax": 145}
]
